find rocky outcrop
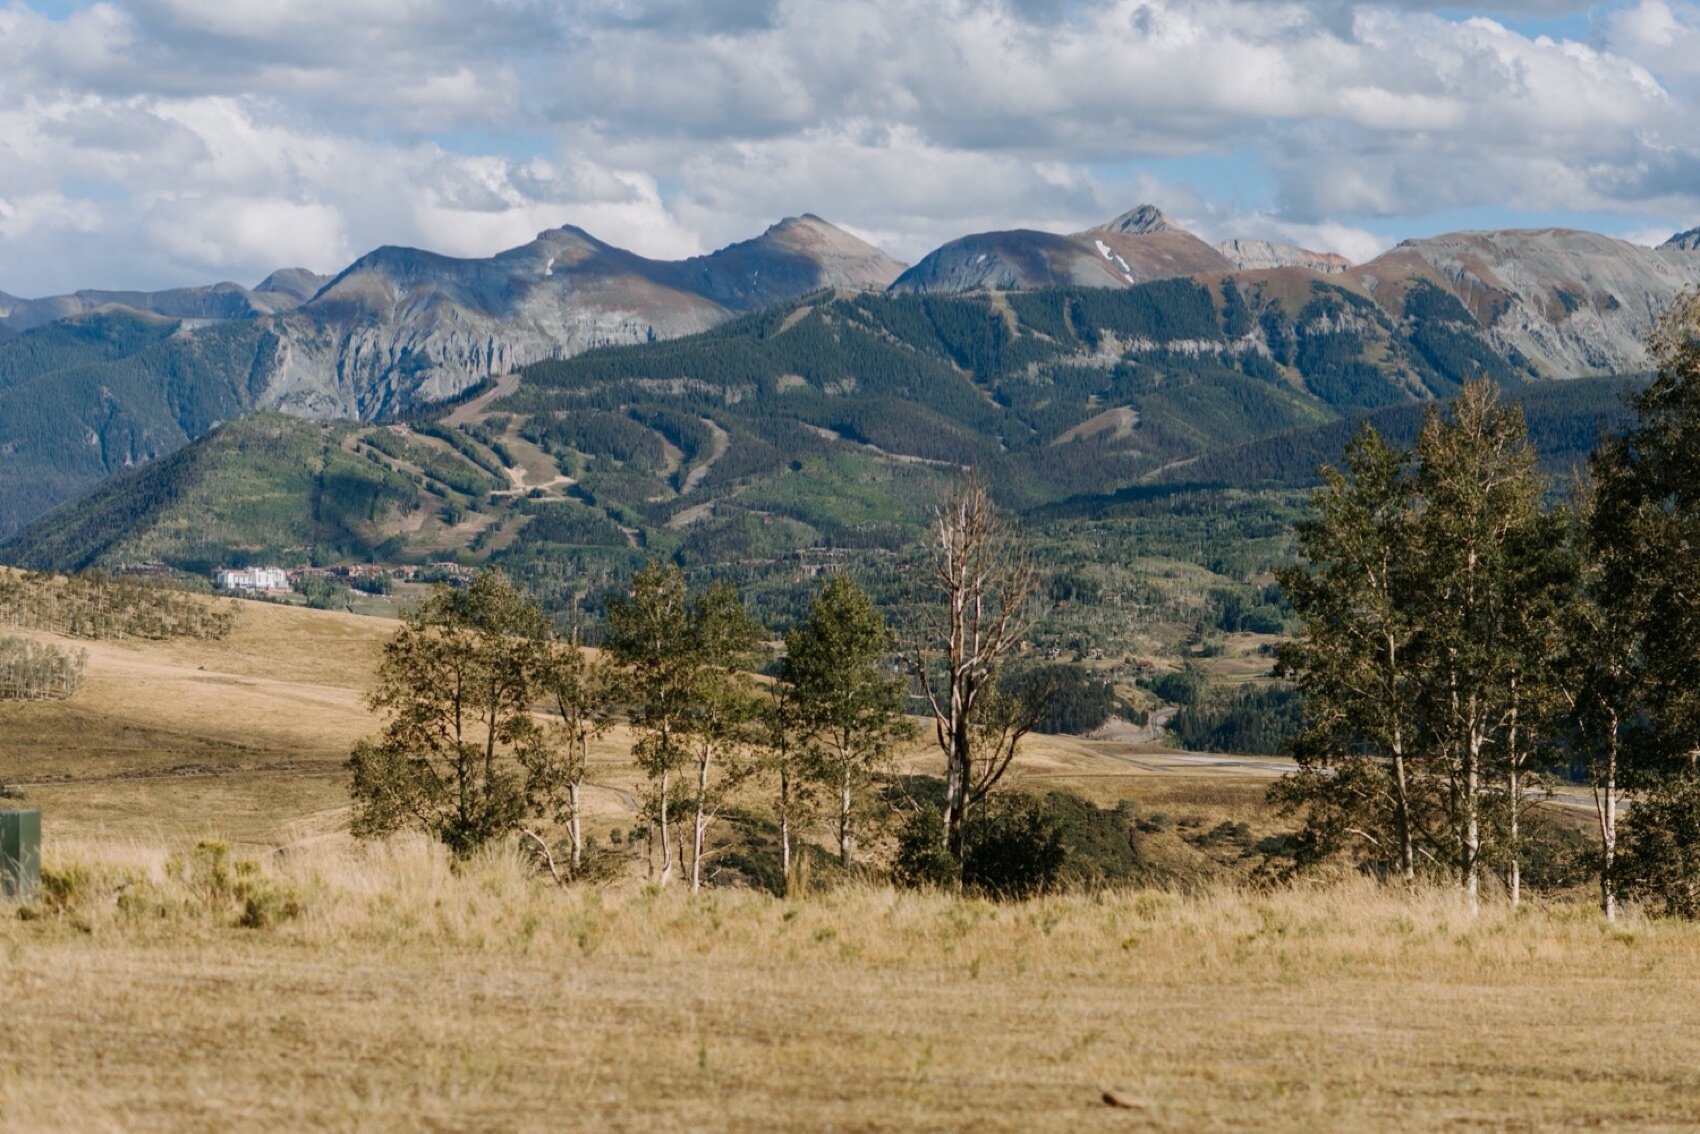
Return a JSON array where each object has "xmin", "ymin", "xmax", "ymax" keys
[
  {"xmin": 1095, "ymin": 204, "xmax": 1173, "ymax": 235},
  {"xmin": 1354, "ymin": 228, "xmax": 1700, "ymax": 377},
  {"xmin": 259, "ymin": 216, "xmax": 904, "ymax": 417},
  {"xmin": 0, "ymin": 273, "xmax": 324, "ymax": 336},
  {"xmin": 253, "ymin": 269, "xmax": 331, "ymax": 305},
  {"xmin": 683, "ymin": 215, "xmax": 907, "ymax": 309},
  {"xmin": 1217, "ymin": 239, "xmax": 1350, "ymax": 274},
  {"xmin": 1665, "ymin": 226, "xmax": 1700, "ymax": 252}
]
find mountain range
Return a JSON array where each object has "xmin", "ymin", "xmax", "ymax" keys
[{"xmin": 1, "ymin": 204, "xmax": 1698, "ymax": 549}]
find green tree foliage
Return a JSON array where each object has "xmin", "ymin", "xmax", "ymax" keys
[
  {"xmin": 1578, "ymin": 288, "xmax": 1700, "ymax": 917},
  {"xmin": 892, "ymin": 805, "xmax": 959, "ymax": 890},
  {"xmin": 603, "ymin": 562, "xmax": 693, "ymax": 885},
  {"xmin": 519, "ymin": 632, "xmax": 616, "ymax": 879},
  {"xmin": 778, "ymin": 575, "xmax": 913, "ymax": 869},
  {"xmin": 605, "ymin": 562, "xmax": 766, "ymax": 890},
  {"xmin": 0, "ymin": 571, "xmax": 236, "ymax": 641},
  {"xmin": 959, "ymin": 795, "xmax": 1069, "ymax": 900},
  {"xmin": 1004, "ymin": 662, "xmax": 1132, "ymax": 735},
  {"xmin": 347, "ymin": 569, "xmax": 549, "ymax": 856},
  {"xmin": 1274, "ymin": 383, "xmax": 1554, "ymax": 909},
  {"xmin": 1407, "ymin": 380, "xmax": 1554, "ymax": 912},
  {"xmin": 892, "ymin": 795, "xmax": 1068, "ymax": 899},
  {"xmin": 1619, "ymin": 773, "xmax": 1700, "ymax": 919},
  {"xmin": 1171, "ymin": 685, "xmax": 1300, "ymax": 755}
]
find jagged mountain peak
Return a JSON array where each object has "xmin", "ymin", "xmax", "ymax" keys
[
  {"xmin": 1666, "ymin": 226, "xmax": 1700, "ymax": 251},
  {"xmin": 1094, "ymin": 204, "xmax": 1175, "ymax": 236}
]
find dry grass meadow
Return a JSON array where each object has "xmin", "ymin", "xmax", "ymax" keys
[{"xmin": 4, "ymin": 597, "xmax": 1700, "ymax": 1130}]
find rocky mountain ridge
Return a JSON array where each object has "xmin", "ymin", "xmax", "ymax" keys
[
  {"xmin": 889, "ymin": 206, "xmax": 1233, "ymax": 294},
  {"xmin": 895, "ymin": 207, "xmax": 1700, "ymax": 378},
  {"xmin": 1216, "ymin": 238, "xmax": 1350, "ymax": 274},
  {"xmin": 6, "ymin": 206, "xmax": 1700, "ymax": 426},
  {"xmin": 0, "ymin": 270, "xmax": 329, "ymax": 338},
  {"xmin": 261, "ymin": 214, "xmax": 907, "ymax": 417},
  {"xmin": 1353, "ymin": 227, "xmax": 1700, "ymax": 377}
]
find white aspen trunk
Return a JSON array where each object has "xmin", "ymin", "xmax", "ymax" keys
[
  {"xmin": 657, "ymin": 768, "xmax": 674, "ymax": 886},
  {"xmin": 1386, "ymin": 630, "xmax": 1415, "ymax": 884},
  {"xmin": 779, "ymin": 764, "xmax": 792, "ymax": 895},
  {"xmin": 691, "ymin": 745, "xmax": 711, "ymax": 894},
  {"xmin": 568, "ymin": 779, "xmax": 583, "ymax": 873},
  {"xmin": 1602, "ymin": 775, "xmax": 1618, "ymax": 923},
  {"xmin": 780, "ymin": 810, "xmax": 791, "ymax": 894},
  {"xmin": 692, "ymin": 810, "xmax": 707, "ymax": 893},
  {"xmin": 839, "ymin": 746, "xmax": 854, "ymax": 870},
  {"xmin": 1507, "ymin": 684, "xmax": 1522, "ymax": 911},
  {"xmin": 1392, "ymin": 745, "xmax": 1414, "ymax": 884},
  {"xmin": 1599, "ymin": 713, "xmax": 1619, "ymax": 923},
  {"xmin": 1508, "ymin": 767, "xmax": 1521, "ymax": 911}
]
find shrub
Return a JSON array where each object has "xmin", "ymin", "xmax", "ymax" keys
[
  {"xmin": 168, "ymin": 840, "xmax": 302, "ymax": 929},
  {"xmin": 960, "ymin": 796, "xmax": 1068, "ymax": 899},
  {"xmin": 1619, "ymin": 773, "xmax": 1700, "ymax": 919},
  {"xmin": 892, "ymin": 805, "xmax": 958, "ymax": 890}
]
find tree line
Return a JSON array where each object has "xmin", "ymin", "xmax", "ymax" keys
[
  {"xmin": 348, "ymin": 475, "xmax": 1045, "ymax": 894},
  {"xmin": 346, "ymin": 290, "xmax": 1700, "ymax": 917},
  {"xmin": 0, "ymin": 635, "xmax": 85, "ymax": 701},
  {"xmin": 0, "ymin": 571, "xmax": 236, "ymax": 642},
  {"xmin": 1275, "ymin": 291, "xmax": 1700, "ymax": 918}
]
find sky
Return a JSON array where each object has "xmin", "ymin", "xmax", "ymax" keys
[{"xmin": 1, "ymin": 0, "xmax": 1698, "ymax": 295}]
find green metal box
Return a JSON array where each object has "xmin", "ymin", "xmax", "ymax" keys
[{"xmin": 1, "ymin": 810, "xmax": 40, "ymax": 901}]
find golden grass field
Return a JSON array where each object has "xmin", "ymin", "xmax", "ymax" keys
[{"xmin": 5, "ymin": 597, "xmax": 1699, "ymax": 1131}]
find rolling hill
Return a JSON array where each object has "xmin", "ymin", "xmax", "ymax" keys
[
  {"xmin": 0, "ymin": 313, "xmax": 282, "ymax": 539},
  {"xmin": 2, "ymin": 204, "xmax": 1696, "ymax": 553},
  {"xmin": 2, "ymin": 275, "xmax": 1628, "ymax": 593}
]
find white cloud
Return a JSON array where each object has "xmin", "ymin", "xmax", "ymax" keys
[{"xmin": 1, "ymin": 0, "xmax": 1699, "ymax": 294}]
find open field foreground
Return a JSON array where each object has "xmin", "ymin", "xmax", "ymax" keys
[
  {"xmin": 2, "ymin": 842, "xmax": 1698, "ymax": 1132},
  {"xmin": 4, "ymin": 592, "xmax": 1696, "ymax": 1131}
]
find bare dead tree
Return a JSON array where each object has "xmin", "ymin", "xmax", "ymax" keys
[{"xmin": 910, "ymin": 474, "xmax": 1041, "ymax": 858}]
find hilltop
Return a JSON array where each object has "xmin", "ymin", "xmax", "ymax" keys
[
  {"xmin": 0, "ymin": 204, "xmax": 1694, "ymax": 548},
  {"xmin": 2, "ymin": 276, "xmax": 1628, "ymax": 582}
]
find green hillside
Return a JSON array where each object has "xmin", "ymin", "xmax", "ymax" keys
[
  {"xmin": 0, "ymin": 276, "xmax": 1639, "ymax": 680},
  {"xmin": 1154, "ymin": 373, "xmax": 1639, "ymax": 489},
  {"xmin": 0, "ymin": 272, "xmax": 1540, "ymax": 548},
  {"xmin": 4, "ymin": 279, "xmax": 1602, "ymax": 576},
  {"xmin": 0, "ymin": 311, "xmax": 276, "ymax": 538},
  {"xmin": 3, "ymin": 415, "xmax": 422, "ymax": 574}
]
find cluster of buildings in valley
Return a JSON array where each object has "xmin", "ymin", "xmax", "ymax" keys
[
  {"xmin": 214, "ymin": 566, "xmax": 291, "ymax": 594},
  {"xmin": 211, "ymin": 561, "xmax": 480, "ymax": 595}
]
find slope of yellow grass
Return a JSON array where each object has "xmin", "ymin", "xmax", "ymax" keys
[
  {"xmin": 3, "ymin": 597, "xmax": 1694, "ymax": 1129},
  {"xmin": 3, "ymin": 594, "xmax": 1285, "ymax": 854},
  {"xmin": 4, "ymin": 599, "xmax": 389, "ymax": 845},
  {"xmin": 4, "ymin": 838, "xmax": 1698, "ymax": 1132}
]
